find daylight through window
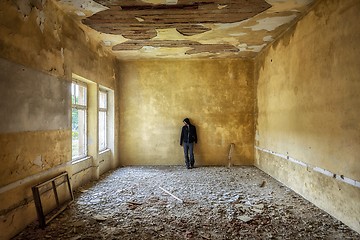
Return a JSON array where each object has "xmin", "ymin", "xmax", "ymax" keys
[
  {"xmin": 99, "ymin": 90, "xmax": 107, "ymax": 151},
  {"xmin": 71, "ymin": 81, "xmax": 87, "ymax": 160}
]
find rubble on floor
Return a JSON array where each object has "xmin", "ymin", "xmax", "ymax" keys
[{"xmin": 14, "ymin": 166, "xmax": 359, "ymax": 239}]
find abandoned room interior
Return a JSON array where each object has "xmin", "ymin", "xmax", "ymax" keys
[{"xmin": 0, "ymin": 0, "xmax": 359, "ymax": 239}]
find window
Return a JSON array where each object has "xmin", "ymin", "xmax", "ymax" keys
[
  {"xmin": 71, "ymin": 81, "xmax": 87, "ymax": 159},
  {"xmin": 98, "ymin": 90, "xmax": 107, "ymax": 151}
]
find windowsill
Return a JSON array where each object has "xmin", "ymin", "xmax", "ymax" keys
[
  {"xmin": 72, "ymin": 156, "xmax": 91, "ymax": 165},
  {"xmin": 99, "ymin": 148, "xmax": 111, "ymax": 155}
]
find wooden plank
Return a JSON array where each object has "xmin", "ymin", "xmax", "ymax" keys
[
  {"xmin": 45, "ymin": 200, "xmax": 72, "ymax": 225},
  {"xmin": 112, "ymin": 40, "xmax": 239, "ymax": 54},
  {"xmin": 35, "ymin": 172, "xmax": 68, "ymax": 188},
  {"xmin": 51, "ymin": 180, "xmax": 60, "ymax": 207},
  {"xmin": 159, "ymin": 186, "xmax": 184, "ymax": 203},
  {"xmin": 92, "ymin": 7, "xmax": 268, "ymax": 16},
  {"xmin": 227, "ymin": 143, "xmax": 235, "ymax": 168},
  {"xmin": 32, "ymin": 186, "xmax": 46, "ymax": 228},
  {"xmin": 86, "ymin": 11, "xmax": 262, "ymax": 22}
]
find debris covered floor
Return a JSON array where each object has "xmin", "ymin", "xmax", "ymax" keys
[{"xmin": 14, "ymin": 166, "xmax": 359, "ymax": 239}]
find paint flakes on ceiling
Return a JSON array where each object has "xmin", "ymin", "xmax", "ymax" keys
[
  {"xmin": 53, "ymin": 0, "xmax": 316, "ymax": 59},
  {"xmin": 244, "ymin": 15, "xmax": 297, "ymax": 31},
  {"xmin": 112, "ymin": 40, "xmax": 239, "ymax": 55},
  {"xmin": 263, "ymin": 35, "xmax": 274, "ymax": 42},
  {"xmin": 58, "ymin": 0, "xmax": 108, "ymax": 14},
  {"xmin": 80, "ymin": 0, "xmax": 271, "ymax": 56},
  {"xmin": 82, "ymin": 0, "xmax": 272, "ymax": 39}
]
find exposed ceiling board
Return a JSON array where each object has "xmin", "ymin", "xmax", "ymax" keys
[
  {"xmin": 54, "ymin": 0, "xmax": 317, "ymax": 60},
  {"xmin": 82, "ymin": 0, "xmax": 272, "ymax": 39}
]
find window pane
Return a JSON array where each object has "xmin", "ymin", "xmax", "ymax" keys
[
  {"xmin": 99, "ymin": 91, "xmax": 107, "ymax": 109},
  {"xmin": 72, "ymin": 82, "xmax": 87, "ymax": 106},
  {"xmin": 71, "ymin": 83, "xmax": 76, "ymax": 105},
  {"xmin": 99, "ymin": 111, "xmax": 107, "ymax": 151},
  {"xmin": 72, "ymin": 108, "xmax": 87, "ymax": 159},
  {"xmin": 72, "ymin": 81, "xmax": 87, "ymax": 160},
  {"xmin": 77, "ymin": 84, "xmax": 87, "ymax": 106},
  {"xmin": 72, "ymin": 108, "xmax": 79, "ymax": 158}
]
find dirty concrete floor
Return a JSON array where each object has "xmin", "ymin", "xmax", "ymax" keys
[{"xmin": 14, "ymin": 166, "xmax": 359, "ymax": 240}]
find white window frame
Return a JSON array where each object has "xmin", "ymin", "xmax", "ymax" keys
[
  {"xmin": 71, "ymin": 81, "xmax": 88, "ymax": 160},
  {"xmin": 98, "ymin": 89, "xmax": 108, "ymax": 151}
]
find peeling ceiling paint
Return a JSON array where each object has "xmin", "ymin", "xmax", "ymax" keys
[
  {"xmin": 263, "ymin": 35, "xmax": 274, "ymax": 42},
  {"xmin": 244, "ymin": 15, "xmax": 297, "ymax": 31},
  {"xmin": 53, "ymin": 0, "xmax": 316, "ymax": 60}
]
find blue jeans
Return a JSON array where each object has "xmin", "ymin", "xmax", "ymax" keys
[{"xmin": 183, "ymin": 142, "xmax": 194, "ymax": 168}]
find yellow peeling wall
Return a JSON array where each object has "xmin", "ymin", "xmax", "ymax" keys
[
  {"xmin": 0, "ymin": 0, "xmax": 117, "ymax": 239},
  {"xmin": 255, "ymin": 0, "xmax": 360, "ymax": 232},
  {"xmin": 117, "ymin": 59, "xmax": 254, "ymax": 166}
]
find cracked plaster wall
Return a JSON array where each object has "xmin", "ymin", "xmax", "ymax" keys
[
  {"xmin": 117, "ymin": 58, "xmax": 255, "ymax": 166},
  {"xmin": 0, "ymin": 0, "xmax": 117, "ymax": 239},
  {"xmin": 254, "ymin": 0, "xmax": 360, "ymax": 233},
  {"xmin": 2, "ymin": 0, "xmax": 359, "ymax": 237}
]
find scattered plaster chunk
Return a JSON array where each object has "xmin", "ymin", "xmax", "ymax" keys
[{"xmin": 238, "ymin": 215, "xmax": 253, "ymax": 222}]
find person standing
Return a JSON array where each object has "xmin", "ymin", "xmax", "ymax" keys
[{"xmin": 180, "ymin": 118, "xmax": 197, "ymax": 169}]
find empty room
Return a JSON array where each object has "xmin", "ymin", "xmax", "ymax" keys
[{"xmin": 0, "ymin": 0, "xmax": 359, "ymax": 239}]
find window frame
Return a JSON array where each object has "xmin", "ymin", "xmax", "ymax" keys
[
  {"xmin": 71, "ymin": 81, "xmax": 88, "ymax": 160},
  {"xmin": 98, "ymin": 89, "xmax": 108, "ymax": 152}
]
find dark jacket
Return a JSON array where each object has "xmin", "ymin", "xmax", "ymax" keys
[{"xmin": 180, "ymin": 123, "xmax": 197, "ymax": 145}]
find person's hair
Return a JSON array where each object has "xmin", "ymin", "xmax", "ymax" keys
[{"xmin": 183, "ymin": 118, "xmax": 190, "ymax": 124}]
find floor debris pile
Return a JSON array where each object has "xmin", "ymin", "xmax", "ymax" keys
[{"xmin": 14, "ymin": 166, "xmax": 359, "ymax": 239}]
